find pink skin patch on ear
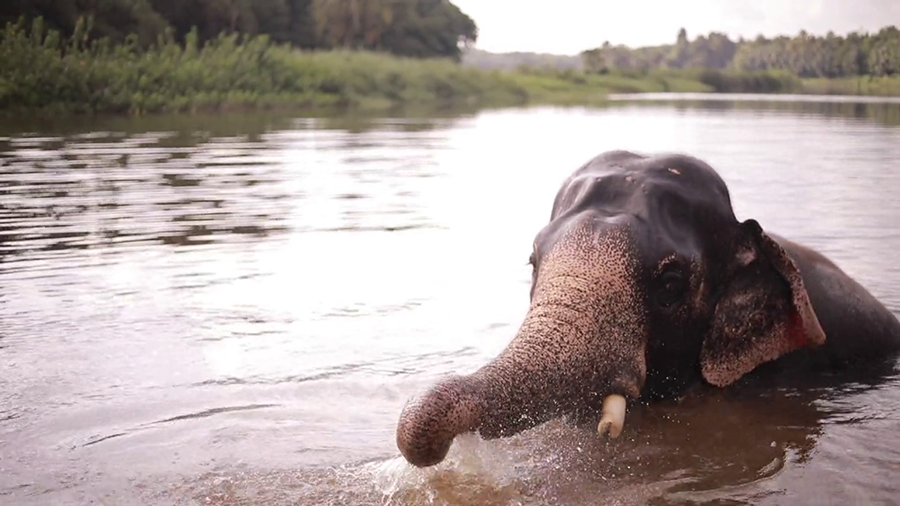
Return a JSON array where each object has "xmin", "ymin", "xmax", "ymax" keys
[{"xmin": 787, "ymin": 311, "xmax": 811, "ymax": 350}]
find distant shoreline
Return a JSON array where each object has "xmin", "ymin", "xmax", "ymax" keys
[
  {"xmin": 605, "ymin": 92, "xmax": 900, "ymax": 104},
  {"xmin": 2, "ymin": 22, "xmax": 898, "ymax": 119},
  {"xmin": 3, "ymin": 53, "xmax": 898, "ymax": 119}
]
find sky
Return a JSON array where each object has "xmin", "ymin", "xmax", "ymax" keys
[{"xmin": 451, "ymin": 0, "xmax": 900, "ymax": 55}]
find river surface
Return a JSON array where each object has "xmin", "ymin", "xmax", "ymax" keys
[{"xmin": 2, "ymin": 94, "xmax": 900, "ymax": 505}]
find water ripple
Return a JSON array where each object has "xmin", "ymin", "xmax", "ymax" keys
[
  {"xmin": 149, "ymin": 404, "xmax": 281, "ymax": 425},
  {"xmin": 2, "ymin": 104, "xmax": 900, "ymax": 505}
]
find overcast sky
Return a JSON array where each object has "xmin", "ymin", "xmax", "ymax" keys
[{"xmin": 452, "ymin": 0, "xmax": 900, "ymax": 55}]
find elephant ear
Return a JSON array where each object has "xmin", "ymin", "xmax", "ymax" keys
[{"xmin": 700, "ymin": 219, "xmax": 826, "ymax": 387}]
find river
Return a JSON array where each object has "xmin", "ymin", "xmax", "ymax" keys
[{"xmin": 2, "ymin": 94, "xmax": 900, "ymax": 505}]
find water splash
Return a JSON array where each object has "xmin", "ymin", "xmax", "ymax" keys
[{"xmin": 364, "ymin": 433, "xmax": 524, "ymax": 505}]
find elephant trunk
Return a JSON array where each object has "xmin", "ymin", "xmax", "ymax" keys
[{"xmin": 396, "ymin": 229, "xmax": 648, "ymax": 467}]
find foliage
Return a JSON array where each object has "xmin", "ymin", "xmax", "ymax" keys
[
  {"xmin": 689, "ymin": 69, "xmax": 802, "ymax": 93},
  {"xmin": 0, "ymin": 17, "xmax": 735, "ymax": 116},
  {"xmin": 800, "ymin": 75, "xmax": 900, "ymax": 96},
  {"xmin": 732, "ymin": 27, "xmax": 900, "ymax": 78},
  {"xmin": 311, "ymin": 0, "xmax": 476, "ymax": 61},
  {"xmin": 3, "ymin": 17, "xmax": 899, "ymax": 118},
  {"xmin": 0, "ymin": 17, "xmax": 516, "ymax": 114},
  {"xmin": 509, "ymin": 67, "xmax": 711, "ymax": 98},
  {"xmin": 375, "ymin": 0, "xmax": 477, "ymax": 61},
  {"xmin": 582, "ymin": 26, "xmax": 900, "ymax": 80},
  {"xmin": 0, "ymin": 0, "xmax": 477, "ymax": 60},
  {"xmin": 462, "ymin": 47, "xmax": 582, "ymax": 72},
  {"xmin": 0, "ymin": 0, "xmax": 170, "ymax": 46}
]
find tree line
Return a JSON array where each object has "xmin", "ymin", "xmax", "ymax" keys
[
  {"xmin": 582, "ymin": 26, "xmax": 900, "ymax": 78},
  {"xmin": 462, "ymin": 47, "xmax": 582, "ymax": 72},
  {"xmin": 0, "ymin": 0, "xmax": 478, "ymax": 61}
]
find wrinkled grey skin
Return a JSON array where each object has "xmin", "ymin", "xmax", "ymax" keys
[{"xmin": 396, "ymin": 150, "xmax": 900, "ymax": 468}]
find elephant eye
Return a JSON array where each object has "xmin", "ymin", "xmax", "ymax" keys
[{"xmin": 655, "ymin": 270, "xmax": 687, "ymax": 309}]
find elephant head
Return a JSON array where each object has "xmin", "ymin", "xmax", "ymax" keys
[{"xmin": 396, "ymin": 150, "xmax": 826, "ymax": 468}]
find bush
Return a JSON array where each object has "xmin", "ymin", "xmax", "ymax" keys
[
  {"xmin": 0, "ymin": 16, "xmax": 534, "ymax": 114},
  {"xmin": 692, "ymin": 69, "xmax": 802, "ymax": 93},
  {"xmin": 5, "ymin": 16, "xmax": 883, "ymax": 117}
]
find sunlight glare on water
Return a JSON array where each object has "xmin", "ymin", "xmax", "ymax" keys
[{"xmin": 2, "ymin": 98, "xmax": 900, "ymax": 505}]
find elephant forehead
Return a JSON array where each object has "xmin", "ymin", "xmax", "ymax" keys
[
  {"xmin": 540, "ymin": 162, "xmax": 737, "ymax": 267},
  {"xmin": 550, "ymin": 152, "xmax": 735, "ymax": 225},
  {"xmin": 557, "ymin": 171, "xmax": 731, "ymax": 221}
]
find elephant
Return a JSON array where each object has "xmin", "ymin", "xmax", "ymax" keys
[{"xmin": 395, "ymin": 150, "xmax": 900, "ymax": 468}]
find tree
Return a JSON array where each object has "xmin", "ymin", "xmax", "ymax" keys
[
  {"xmin": 309, "ymin": 0, "xmax": 476, "ymax": 60},
  {"xmin": 2, "ymin": 0, "xmax": 477, "ymax": 59},
  {"xmin": 379, "ymin": 0, "xmax": 477, "ymax": 60},
  {"xmin": 274, "ymin": 0, "xmax": 316, "ymax": 48},
  {"xmin": 579, "ymin": 24, "xmax": 900, "ymax": 79},
  {"xmin": 1, "ymin": 0, "xmax": 171, "ymax": 46}
]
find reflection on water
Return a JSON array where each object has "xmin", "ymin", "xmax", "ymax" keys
[
  {"xmin": 2, "ymin": 97, "xmax": 900, "ymax": 505},
  {"xmin": 607, "ymin": 92, "xmax": 900, "ymax": 128},
  {"xmin": 607, "ymin": 92, "xmax": 900, "ymax": 104}
]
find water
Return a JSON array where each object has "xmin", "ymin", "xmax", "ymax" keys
[{"xmin": 2, "ymin": 95, "xmax": 900, "ymax": 505}]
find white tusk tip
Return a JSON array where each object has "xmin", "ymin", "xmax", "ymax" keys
[{"xmin": 597, "ymin": 394, "xmax": 627, "ymax": 439}]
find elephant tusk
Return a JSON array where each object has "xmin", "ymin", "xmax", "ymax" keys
[{"xmin": 597, "ymin": 394, "xmax": 627, "ymax": 438}]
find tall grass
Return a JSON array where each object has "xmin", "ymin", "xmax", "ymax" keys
[
  {"xmin": 509, "ymin": 66, "xmax": 712, "ymax": 102},
  {"xmin": 0, "ymin": 17, "xmax": 533, "ymax": 114},
  {"xmin": 691, "ymin": 69, "xmax": 803, "ymax": 93},
  {"xmin": 801, "ymin": 76, "xmax": 900, "ymax": 96},
  {"xmin": 2, "ymin": 17, "xmax": 896, "ymax": 116},
  {"xmin": 592, "ymin": 68, "xmax": 803, "ymax": 94}
]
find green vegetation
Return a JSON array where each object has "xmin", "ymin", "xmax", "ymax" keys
[
  {"xmin": 0, "ymin": 18, "xmax": 731, "ymax": 115},
  {"xmin": 463, "ymin": 48, "xmax": 582, "ymax": 72},
  {"xmin": 1, "ymin": 0, "xmax": 899, "ymax": 117},
  {"xmin": 800, "ymin": 76, "xmax": 900, "ymax": 96},
  {"xmin": 0, "ymin": 18, "xmax": 522, "ymax": 114},
  {"xmin": 0, "ymin": 0, "xmax": 477, "ymax": 60},
  {"xmin": 502, "ymin": 67, "xmax": 711, "ymax": 104},
  {"xmin": 565, "ymin": 67, "xmax": 803, "ymax": 94},
  {"xmin": 581, "ymin": 26, "xmax": 900, "ymax": 80}
]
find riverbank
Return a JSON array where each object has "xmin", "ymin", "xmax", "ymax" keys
[
  {"xmin": 800, "ymin": 76, "xmax": 900, "ymax": 97},
  {"xmin": 2, "ymin": 21, "xmax": 899, "ymax": 117},
  {"xmin": 0, "ymin": 22, "xmax": 697, "ymax": 116}
]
